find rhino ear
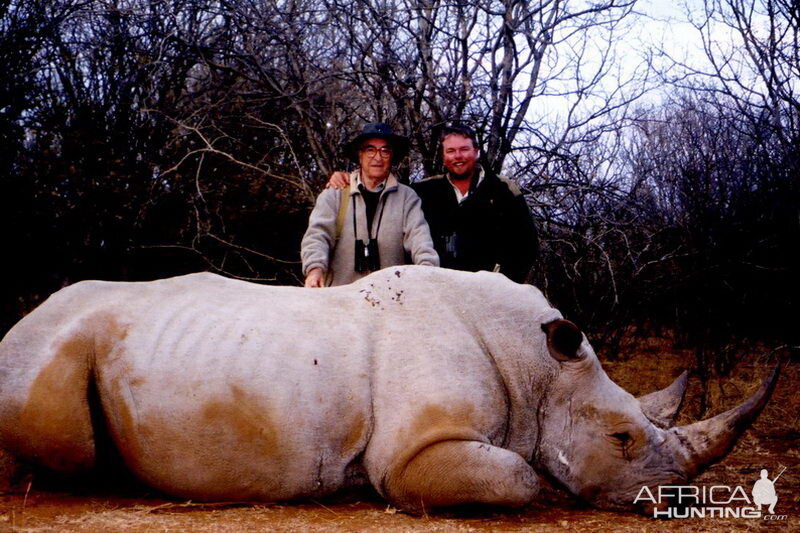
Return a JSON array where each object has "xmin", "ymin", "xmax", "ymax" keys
[{"xmin": 542, "ymin": 319, "xmax": 585, "ymax": 361}]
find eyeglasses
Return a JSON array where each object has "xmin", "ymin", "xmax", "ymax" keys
[{"xmin": 360, "ymin": 146, "xmax": 393, "ymax": 159}]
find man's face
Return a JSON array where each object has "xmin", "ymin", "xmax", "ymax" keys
[
  {"xmin": 442, "ymin": 134, "xmax": 479, "ymax": 179},
  {"xmin": 358, "ymin": 137, "xmax": 393, "ymax": 182}
]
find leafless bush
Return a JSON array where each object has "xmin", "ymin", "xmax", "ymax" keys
[{"xmin": 0, "ymin": 0, "xmax": 795, "ymax": 381}]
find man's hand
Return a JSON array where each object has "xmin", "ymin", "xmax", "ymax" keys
[
  {"xmin": 304, "ymin": 268, "xmax": 325, "ymax": 288},
  {"xmin": 325, "ymin": 171, "xmax": 351, "ymax": 189}
]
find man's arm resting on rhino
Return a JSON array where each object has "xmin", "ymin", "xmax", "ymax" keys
[
  {"xmin": 402, "ymin": 191, "xmax": 439, "ymax": 267},
  {"xmin": 300, "ymin": 189, "xmax": 339, "ymax": 279},
  {"xmin": 304, "ymin": 267, "xmax": 325, "ymax": 288},
  {"xmin": 382, "ymin": 440, "xmax": 539, "ymax": 513}
]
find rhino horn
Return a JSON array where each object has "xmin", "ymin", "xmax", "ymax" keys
[
  {"xmin": 638, "ymin": 370, "xmax": 688, "ymax": 428},
  {"xmin": 674, "ymin": 364, "xmax": 780, "ymax": 478}
]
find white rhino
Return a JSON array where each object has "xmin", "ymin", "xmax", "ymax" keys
[{"xmin": 0, "ymin": 266, "xmax": 778, "ymax": 513}]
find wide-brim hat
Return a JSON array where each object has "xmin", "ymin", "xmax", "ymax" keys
[{"xmin": 343, "ymin": 122, "xmax": 410, "ymax": 163}]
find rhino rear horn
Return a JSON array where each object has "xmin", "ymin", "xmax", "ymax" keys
[
  {"xmin": 674, "ymin": 364, "xmax": 780, "ymax": 478},
  {"xmin": 542, "ymin": 319, "xmax": 584, "ymax": 361},
  {"xmin": 639, "ymin": 370, "xmax": 689, "ymax": 428}
]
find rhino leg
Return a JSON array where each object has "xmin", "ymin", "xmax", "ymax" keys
[
  {"xmin": 383, "ymin": 440, "xmax": 539, "ymax": 513},
  {"xmin": 0, "ymin": 314, "xmax": 98, "ymax": 473}
]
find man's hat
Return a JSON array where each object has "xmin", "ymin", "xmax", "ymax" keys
[{"xmin": 343, "ymin": 122, "xmax": 410, "ymax": 163}]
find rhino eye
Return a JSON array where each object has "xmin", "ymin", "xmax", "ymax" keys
[
  {"xmin": 610, "ymin": 432, "xmax": 634, "ymax": 460},
  {"xmin": 611, "ymin": 432, "xmax": 631, "ymax": 444}
]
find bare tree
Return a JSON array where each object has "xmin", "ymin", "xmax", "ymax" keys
[{"xmin": 661, "ymin": 0, "xmax": 798, "ymax": 151}]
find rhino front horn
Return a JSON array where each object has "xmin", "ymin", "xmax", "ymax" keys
[
  {"xmin": 674, "ymin": 364, "xmax": 781, "ymax": 478},
  {"xmin": 639, "ymin": 370, "xmax": 688, "ymax": 428}
]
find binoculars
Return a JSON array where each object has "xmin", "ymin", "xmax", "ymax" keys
[{"xmin": 354, "ymin": 238, "xmax": 381, "ymax": 272}]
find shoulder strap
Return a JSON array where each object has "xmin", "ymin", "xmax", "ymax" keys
[
  {"xmin": 324, "ymin": 188, "xmax": 351, "ymax": 288},
  {"xmin": 334, "ymin": 187, "xmax": 350, "ymax": 240}
]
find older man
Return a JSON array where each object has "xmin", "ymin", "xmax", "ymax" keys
[
  {"xmin": 301, "ymin": 123, "xmax": 438, "ymax": 287},
  {"xmin": 328, "ymin": 124, "xmax": 538, "ymax": 283}
]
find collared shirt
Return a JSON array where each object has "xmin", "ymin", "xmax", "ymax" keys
[
  {"xmin": 355, "ymin": 173, "xmax": 388, "ymax": 236},
  {"xmin": 353, "ymin": 172, "xmax": 387, "ymax": 193},
  {"xmin": 447, "ymin": 167, "xmax": 484, "ymax": 203}
]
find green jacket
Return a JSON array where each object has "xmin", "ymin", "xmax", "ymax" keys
[{"xmin": 411, "ymin": 168, "xmax": 538, "ymax": 283}]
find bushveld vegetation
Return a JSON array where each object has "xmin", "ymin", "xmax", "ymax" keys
[{"xmin": 1, "ymin": 0, "xmax": 797, "ymax": 400}]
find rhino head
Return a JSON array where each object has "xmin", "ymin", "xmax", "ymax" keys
[{"xmin": 535, "ymin": 320, "xmax": 779, "ymax": 513}]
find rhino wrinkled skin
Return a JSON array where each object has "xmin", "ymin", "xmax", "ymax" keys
[{"xmin": 0, "ymin": 266, "xmax": 778, "ymax": 513}]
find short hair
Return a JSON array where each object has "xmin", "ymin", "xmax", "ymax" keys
[{"xmin": 439, "ymin": 124, "xmax": 479, "ymax": 149}]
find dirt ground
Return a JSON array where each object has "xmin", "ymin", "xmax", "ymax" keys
[{"xmin": 0, "ymin": 337, "xmax": 797, "ymax": 532}]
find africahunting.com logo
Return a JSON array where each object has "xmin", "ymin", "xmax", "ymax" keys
[{"xmin": 634, "ymin": 467, "xmax": 788, "ymax": 520}]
